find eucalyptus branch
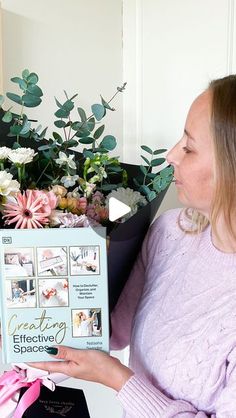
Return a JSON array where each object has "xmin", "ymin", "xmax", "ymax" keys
[
  {"xmin": 35, "ymin": 160, "xmax": 52, "ymax": 186},
  {"xmin": 142, "ymin": 152, "xmax": 153, "ymax": 185}
]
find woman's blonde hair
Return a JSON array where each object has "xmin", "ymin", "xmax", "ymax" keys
[
  {"xmin": 74, "ymin": 311, "xmax": 84, "ymax": 327},
  {"xmin": 179, "ymin": 75, "xmax": 236, "ymax": 240}
]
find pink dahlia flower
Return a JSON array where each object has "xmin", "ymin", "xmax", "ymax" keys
[{"xmin": 3, "ymin": 190, "xmax": 53, "ymax": 228}]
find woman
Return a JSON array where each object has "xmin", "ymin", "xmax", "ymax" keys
[
  {"xmin": 33, "ymin": 75, "xmax": 236, "ymax": 416},
  {"xmin": 74, "ymin": 311, "xmax": 95, "ymax": 337}
]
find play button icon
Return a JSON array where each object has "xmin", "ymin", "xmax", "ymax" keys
[{"xmin": 108, "ymin": 197, "xmax": 131, "ymax": 222}]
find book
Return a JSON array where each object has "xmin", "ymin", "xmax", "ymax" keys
[{"xmin": 0, "ymin": 227, "xmax": 109, "ymax": 363}]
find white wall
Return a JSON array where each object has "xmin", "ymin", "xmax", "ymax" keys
[
  {"xmin": 1, "ymin": 0, "xmax": 124, "ymax": 157},
  {"xmin": 122, "ymin": 0, "xmax": 236, "ymax": 211},
  {"xmin": 123, "ymin": 0, "xmax": 235, "ymax": 162}
]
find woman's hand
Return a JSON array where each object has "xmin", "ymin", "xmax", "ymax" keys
[{"xmin": 30, "ymin": 346, "xmax": 134, "ymax": 391}]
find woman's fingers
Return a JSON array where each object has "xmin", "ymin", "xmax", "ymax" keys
[{"xmin": 29, "ymin": 346, "xmax": 134, "ymax": 391}]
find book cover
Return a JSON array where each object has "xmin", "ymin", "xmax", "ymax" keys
[{"xmin": 0, "ymin": 227, "xmax": 109, "ymax": 363}]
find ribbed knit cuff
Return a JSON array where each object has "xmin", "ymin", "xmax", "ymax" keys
[{"xmin": 117, "ymin": 375, "xmax": 171, "ymax": 417}]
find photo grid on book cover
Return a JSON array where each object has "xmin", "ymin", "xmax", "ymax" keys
[{"xmin": 3, "ymin": 245, "xmax": 102, "ymax": 338}]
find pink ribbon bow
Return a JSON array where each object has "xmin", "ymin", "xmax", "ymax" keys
[{"xmin": 0, "ymin": 369, "xmax": 41, "ymax": 418}]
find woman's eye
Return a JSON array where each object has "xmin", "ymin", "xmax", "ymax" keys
[{"xmin": 182, "ymin": 146, "xmax": 191, "ymax": 154}]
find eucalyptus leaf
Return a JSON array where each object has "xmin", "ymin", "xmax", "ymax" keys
[
  {"xmin": 35, "ymin": 124, "xmax": 42, "ymax": 133},
  {"xmin": 160, "ymin": 165, "xmax": 174, "ymax": 178},
  {"xmin": 2, "ymin": 111, "xmax": 12, "ymax": 123},
  {"xmin": 20, "ymin": 118, "xmax": 31, "ymax": 135},
  {"xmin": 91, "ymin": 103, "xmax": 105, "ymax": 121},
  {"xmin": 22, "ymin": 69, "xmax": 30, "ymax": 79},
  {"xmin": 54, "ymin": 108, "xmax": 70, "ymax": 118},
  {"xmin": 141, "ymin": 155, "xmax": 150, "ymax": 165},
  {"xmin": 146, "ymin": 172, "xmax": 156, "ymax": 179},
  {"xmin": 153, "ymin": 176, "xmax": 162, "ymax": 192},
  {"xmin": 53, "ymin": 132, "xmax": 63, "ymax": 143},
  {"xmin": 86, "ymin": 117, "xmax": 95, "ymax": 132},
  {"xmin": 20, "ymin": 131, "xmax": 31, "ymax": 139},
  {"xmin": 75, "ymin": 128, "xmax": 91, "ymax": 138},
  {"xmin": 69, "ymin": 93, "xmax": 78, "ymax": 101},
  {"xmin": 147, "ymin": 191, "xmax": 156, "ymax": 202},
  {"xmin": 92, "ymin": 147, "xmax": 108, "ymax": 154},
  {"xmin": 63, "ymin": 90, "xmax": 69, "ymax": 100},
  {"xmin": 94, "ymin": 125, "xmax": 105, "ymax": 139},
  {"xmin": 27, "ymin": 72, "xmax": 39, "ymax": 84},
  {"xmin": 11, "ymin": 77, "xmax": 27, "ymax": 91},
  {"xmin": 100, "ymin": 135, "xmax": 116, "ymax": 150},
  {"xmin": 38, "ymin": 127, "xmax": 48, "ymax": 140},
  {"xmin": 77, "ymin": 107, "xmax": 87, "ymax": 122},
  {"xmin": 10, "ymin": 125, "xmax": 23, "ymax": 136},
  {"xmin": 0, "ymin": 95, "xmax": 4, "ymax": 106},
  {"xmin": 79, "ymin": 137, "xmax": 94, "ymax": 144},
  {"xmin": 101, "ymin": 96, "xmax": 114, "ymax": 111},
  {"xmin": 83, "ymin": 150, "xmax": 94, "ymax": 159},
  {"xmin": 140, "ymin": 165, "xmax": 147, "ymax": 175},
  {"xmin": 54, "ymin": 120, "xmax": 67, "ymax": 128},
  {"xmin": 153, "ymin": 148, "xmax": 167, "ymax": 155},
  {"xmin": 6, "ymin": 92, "xmax": 23, "ymax": 105},
  {"xmin": 63, "ymin": 99, "xmax": 74, "ymax": 112},
  {"xmin": 71, "ymin": 121, "xmax": 83, "ymax": 131},
  {"xmin": 55, "ymin": 97, "xmax": 63, "ymax": 108},
  {"xmin": 141, "ymin": 145, "xmax": 153, "ymax": 155},
  {"xmin": 139, "ymin": 185, "xmax": 151, "ymax": 196},
  {"xmin": 106, "ymin": 165, "xmax": 122, "ymax": 172},
  {"xmin": 12, "ymin": 142, "xmax": 22, "ymax": 149},
  {"xmin": 62, "ymin": 139, "xmax": 78, "ymax": 148},
  {"xmin": 11, "ymin": 77, "xmax": 22, "ymax": 84},
  {"xmin": 38, "ymin": 144, "xmax": 51, "ymax": 151},
  {"xmin": 22, "ymin": 93, "xmax": 42, "ymax": 107},
  {"xmin": 27, "ymin": 84, "xmax": 43, "ymax": 97},
  {"xmin": 151, "ymin": 157, "xmax": 165, "ymax": 167}
]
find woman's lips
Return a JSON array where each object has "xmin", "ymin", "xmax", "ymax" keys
[{"xmin": 173, "ymin": 177, "xmax": 182, "ymax": 186}]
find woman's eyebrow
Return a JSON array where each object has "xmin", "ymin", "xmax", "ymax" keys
[{"xmin": 184, "ymin": 129, "xmax": 196, "ymax": 141}]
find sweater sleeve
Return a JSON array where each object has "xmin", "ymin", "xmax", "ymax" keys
[{"xmin": 117, "ymin": 346, "xmax": 236, "ymax": 418}]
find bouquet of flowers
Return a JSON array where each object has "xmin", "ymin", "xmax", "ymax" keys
[
  {"xmin": 0, "ymin": 69, "xmax": 173, "ymax": 417},
  {"xmin": 0, "ymin": 69, "xmax": 172, "ymax": 231}
]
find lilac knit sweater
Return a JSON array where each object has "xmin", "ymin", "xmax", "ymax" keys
[{"xmin": 110, "ymin": 209, "xmax": 236, "ymax": 418}]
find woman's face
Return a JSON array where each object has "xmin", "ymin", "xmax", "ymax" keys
[{"xmin": 167, "ymin": 90, "xmax": 215, "ymax": 217}]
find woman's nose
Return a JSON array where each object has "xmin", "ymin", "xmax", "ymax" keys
[{"xmin": 167, "ymin": 144, "xmax": 178, "ymax": 167}]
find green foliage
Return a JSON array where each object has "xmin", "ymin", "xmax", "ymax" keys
[
  {"xmin": 0, "ymin": 69, "xmax": 128, "ymax": 189},
  {"xmin": 0, "ymin": 70, "xmax": 173, "ymax": 196},
  {"xmin": 135, "ymin": 145, "xmax": 174, "ymax": 201}
]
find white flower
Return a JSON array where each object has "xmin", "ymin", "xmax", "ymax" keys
[
  {"xmin": 106, "ymin": 187, "xmax": 147, "ymax": 222},
  {"xmin": 55, "ymin": 151, "xmax": 76, "ymax": 170},
  {"xmin": 67, "ymin": 187, "xmax": 80, "ymax": 199},
  {"xmin": 83, "ymin": 182, "xmax": 96, "ymax": 198},
  {"xmin": 0, "ymin": 147, "xmax": 11, "ymax": 161},
  {"xmin": 8, "ymin": 147, "xmax": 37, "ymax": 165},
  {"xmin": 61, "ymin": 175, "xmax": 79, "ymax": 188},
  {"xmin": 59, "ymin": 213, "xmax": 100, "ymax": 228},
  {"xmin": 0, "ymin": 171, "xmax": 20, "ymax": 196},
  {"xmin": 48, "ymin": 209, "xmax": 65, "ymax": 227}
]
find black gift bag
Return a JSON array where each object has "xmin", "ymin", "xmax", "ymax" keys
[{"xmin": 20, "ymin": 386, "xmax": 90, "ymax": 418}]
